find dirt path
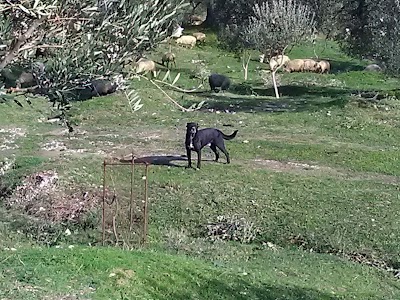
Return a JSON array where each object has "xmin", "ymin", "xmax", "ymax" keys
[{"xmin": 13, "ymin": 123, "xmax": 398, "ymax": 186}]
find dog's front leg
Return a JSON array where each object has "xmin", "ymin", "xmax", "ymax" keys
[
  {"xmin": 186, "ymin": 148, "xmax": 192, "ymax": 168},
  {"xmin": 196, "ymin": 150, "xmax": 201, "ymax": 169}
]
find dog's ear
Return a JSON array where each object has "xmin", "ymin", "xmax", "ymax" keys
[{"xmin": 186, "ymin": 122, "xmax": 199, "ymax": 128}]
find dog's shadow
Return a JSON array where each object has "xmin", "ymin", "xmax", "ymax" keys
[
  {"xmin": 119, "ymin": 154, "xmax": 223, "ymax": 168},
  {"xmin": 120, "ymin": 155, "xmax": 188, "ymax": 167}
]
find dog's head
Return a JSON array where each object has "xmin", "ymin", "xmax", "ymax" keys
[{"xmin": 186, "ymin": 122, "xmax": 198, "ymax": 149}]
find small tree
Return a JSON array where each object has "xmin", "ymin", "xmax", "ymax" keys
[
  {"xmin": 218, "ymin": 24, "xmax": 251, "ymax": 81},
  {"xmin": 242, "ymin": 0, "xmax": 316, "ymax": 98}
]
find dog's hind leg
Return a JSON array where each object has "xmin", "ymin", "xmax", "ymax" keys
[
  {"xmin": 210, "ymin": 143, "xmax": 220, "ymax": 162},
  {"xmin": 215, "ymin": 141, "xmax": 230, "ymax": 164}
]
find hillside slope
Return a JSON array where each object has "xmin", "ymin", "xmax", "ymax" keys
[{"xmin": 1, "ymin": 37, "xmax": 400, "ymax": 299}]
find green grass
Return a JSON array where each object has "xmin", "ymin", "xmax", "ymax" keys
[
  {"xmin": 148, "ymin": 165, "xmax": 400, "ymax": 261},
  {"xmin": 0, "ymin": 246, "xmax": 399, "ymax": 299},
  {"xmin": 1, "ymin": 36, "xmax": 400, "ymax": 299}
]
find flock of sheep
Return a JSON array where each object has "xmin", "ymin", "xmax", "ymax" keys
[
  {"xmin": 131, "ymin": 29, "xmax": 335, "ymax": 96},
  {"xmin": 267, "ymin": 54, "xmax": 331, "ymax": 74},
  {"xmin": 133, "ymin": 31, "xmax": 207, "ymax": 76}
]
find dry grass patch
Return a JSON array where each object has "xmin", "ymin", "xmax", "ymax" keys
[{"xmin": 6, "ymin": 170, "xmax": 101, "ymax": 223}]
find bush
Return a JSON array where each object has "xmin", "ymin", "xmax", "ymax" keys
[{"xmin": 198, "ymin": 215, "xmax": 260, "ymax": 244}]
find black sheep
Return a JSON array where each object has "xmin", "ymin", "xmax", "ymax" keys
[
  {"xmin": 90, "ymin": 79, "xmax": 118, "ymax": 96},
  {"xmin": 208, "ymin": 73, "xmax": 231, "ymax": 93}
]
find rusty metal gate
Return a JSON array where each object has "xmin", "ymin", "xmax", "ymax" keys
[{"xmin": 101, "ymin": 154, "xmax": 149, "ymax": 248}]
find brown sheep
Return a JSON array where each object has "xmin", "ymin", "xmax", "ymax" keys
[
  {"xmin": 269, "ymin": 55, "xmax": 290, "ymax": 71},
  {"xmin": 162, "ymin": 52, "xmax": 176, "ymax": 69},
  {"xmin": 318, "ymin": 60, "xmax": 331, "ymax": 74},
  {"xmin": 134, "ymin": 58, "xmax": 157, "ymax": 77},
  {"xmin": 284, "ymin": 59, "xmax": 305, "ymax": 73},
  {"xmin": 303, "ymin": 59, "xmax": 320, "ymax": 72},
  {"xmin": 176, "ymin": 35, "xmax": 197, "ymax": 49},
  {"xmin": 192, "ymin": 32, "xmax": 206, "ymax": 43}
]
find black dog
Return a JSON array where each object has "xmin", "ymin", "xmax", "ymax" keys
[
  {"xmin": 208, "ymin": 73, "xmax": 231, "ymax": 93},
  {"xmin": 185, "ymin": 122, "xmax": 238, "ymax": 169}
]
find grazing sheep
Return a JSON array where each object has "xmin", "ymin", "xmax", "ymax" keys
[
  {"xmin": 13, "ymin": 61, "xmax": 46, "ymax": 89},
  {"xmin": 162, "ymin": 52, "xmax": 176, "ymax": 69},
  {"xmin": 303, "ymin": 59, "xmax": 320, "ymax": 72},
  {"xmin": 176, "ymin": 35, "xmax": 197, "ymax": 49},
  {"xmin": 269, "ymin": 55, "xmax": 290, "ymax": 71},
  {"xmin": 90, "ymin": 79, "xmax": 117, "ymax": 96},
  {"xmin": 134, "ymin": 58, "xmax": 157, "ymax": 77},
  {"xmin": 284, "ymin": 59, "xmax": 305, "ymax": 73},
  {"xmin": 317, "ymin": 60, "xmax": 331, "ymax": 74},
  {"xmin": 364, "ymin": 64, "xmax": 382, "ymax": 72},
  {"xmin": 15, "ymin": 72, "xmax": 35, "ymax": 89},
  {"xmin": 192, "ymin": 32, "xmax": 206, "ymax": 43},
  {"xmin": 209, "ymin": 73, "xmax": 231, "ymax": 93}
]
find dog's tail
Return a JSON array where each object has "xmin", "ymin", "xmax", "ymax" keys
[{"xmin": 222, "ymin": 130, "xmax": 238, "ymax": 140}]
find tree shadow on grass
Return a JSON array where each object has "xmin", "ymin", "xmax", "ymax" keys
[
  {"xmin": 198, "ymin": 84, "xmax": 352, "ymax": 113},
  {"xmin": 232, "ymin": 83, "xmax": 352, "ymax": 98},
  {"xmin": 329, "ymin": 59, "xmax": 366, "ymax": 74},
  {"xmin": 141, "ymin": 270, "xmax": 344, "ymax": 300}
]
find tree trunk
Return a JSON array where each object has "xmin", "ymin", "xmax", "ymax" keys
[
  {"xmin": 204, "ymin": 0, "xmax": 217, "ymax": 28},
  {"xmin": 271, "ymin": 71, "xmax": 279, "ymax": 98},
  {"xmin": 0, "ymin": 18, "xmax": 45, "ymax": 71},
  {"xmin": 242, "ymin": 51, "xmax": 251, "ymax": 81}
]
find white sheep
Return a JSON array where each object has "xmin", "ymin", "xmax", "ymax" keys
[
  {"xmin": 269, "ymin": 55, "xmax": 290, "ymax": 71},
  {"xmin": 192, "ymin": 32, "xmax": 206, "ymax": 43},
  {"xmin": 303, "ymin": 59, "xmax": 320, "ymax": 72},
  {"xmin": 176, "ymin": 35, "xmax": 197, "ymax": 49},
  {"xmin": 134, "ymin": 58, "xmax": 156, "ymax": 77},
  {"xmin": 318, "ymin": 60, "xmax": 331, "ymax": 74},
  {"xmin": 284, "ymin": 59, "xmax": 305, "ymax": 73}
]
